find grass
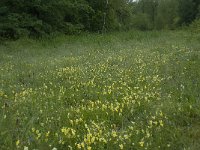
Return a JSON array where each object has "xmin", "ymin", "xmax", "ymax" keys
[{"xmin": 0, "ymin": 30, "xmax": 200, "ymax": 150}]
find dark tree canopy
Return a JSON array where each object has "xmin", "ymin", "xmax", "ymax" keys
[{"xmin": 0, "ymin": 0, "xmax": 199, "ymax": 39}]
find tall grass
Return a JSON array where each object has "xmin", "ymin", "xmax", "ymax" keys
[{"xmin": 0, "ymin": 30, "xmax": 200, "ymax": 150}]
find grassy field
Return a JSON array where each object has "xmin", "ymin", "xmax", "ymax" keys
[{"xmin": 0, "ymin": 30, "xmax": 200, "ymax": 150}]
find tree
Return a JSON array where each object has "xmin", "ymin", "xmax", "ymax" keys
[
  {"xmin": 155, "ymin": 0, "xmax": 179, "ymax": 29},
  {"xmin": 178, "ymin": 0, "xmax": 197, "ymax": 25}
]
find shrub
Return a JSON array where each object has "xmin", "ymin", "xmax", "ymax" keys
[
  {"xmin": 189, "ymin": 19, "xmax": 200, "ymax": 33},
  {"xmin": 132, "ymin": 13, "xmax": 153, "ymax": 31}
]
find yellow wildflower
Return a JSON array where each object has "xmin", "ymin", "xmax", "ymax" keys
[
  {"xmin": 81, "ymin": 142, "xmax": 85, "ymax": 148},
  {"xmin": 139, "ymin": 141, "xmax": 144, "ymax": 147},
  {"xmin": 87, "ymin": 146, "xmax": 92, "ymax": 150},
  {"xmin": 159, "ymin": 120, "xmax": 164, "ymax": 127},
  {"xmin": 119, "ymin": 144, "xmax": 123, "ymax": 149},
  {"xmin": 16, "ymin": 140, "xmax": 20, "ymax": 146},
  {"xmin": 77, "ymin": 144, "xmax": 81, "ymax": 149},
  {"xmin": 111, "ymin": 131, "xmax": 117, "ymax": 138},
  {"xmin": 46, "ymin": 131, "xmax": 50, "ymax": 137},
  {"xmin": 32, "ymin": 128, "xmax": 35, "ymax": 132},
  {"xmin": 24, "ymin": 146, "xmax": 28, "ymax": 150}
]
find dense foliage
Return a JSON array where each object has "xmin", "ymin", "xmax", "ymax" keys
[{"xmin": 0, "ymin": 0, "xmax": 200, "ymax": 39}]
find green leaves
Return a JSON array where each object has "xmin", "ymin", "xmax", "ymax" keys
[
  {"xmin": 0, "ymin": 0, "xmax": 134, "ymax": 39},
  {"xmin": 1, "ymin": 0, "xmax": 199, "ymax": 39}
]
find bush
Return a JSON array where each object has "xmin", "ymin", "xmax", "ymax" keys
[
  {"xmin": 61, "ymin": 23, "xmax": 84, "ymax": 34},
  {"xmin": 189, "ymin": 19, "xmax": 200, "ymax": 33},
  {"xmin": 132, "ymin": 13, "xmax": 153, "ymax": 31},
  {"xmin": 0, "ymin": 0, "xmax": 136, "ymax": 39}
]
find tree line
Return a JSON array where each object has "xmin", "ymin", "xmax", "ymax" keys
[{"xmin": 0, "ymin": 0, "xmax": 199, "ymax": 39}]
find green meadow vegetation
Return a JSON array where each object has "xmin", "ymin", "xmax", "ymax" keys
[
  {"xmin": 0, "ymin": 30, "xmax": 200, "ymax": 150},
  {"xmin": 1, "ymin": 0, "xmax": 200, "ymax": 149}
]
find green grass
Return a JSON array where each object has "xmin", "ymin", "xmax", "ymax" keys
[{"xmin": 0, "ymin": 30, "xmax": 200, "ymax": 150}]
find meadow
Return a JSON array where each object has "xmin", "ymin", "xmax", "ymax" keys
[{"xmin": 0, "ymin": 30, "xmax": 200, "ymax": 150}]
